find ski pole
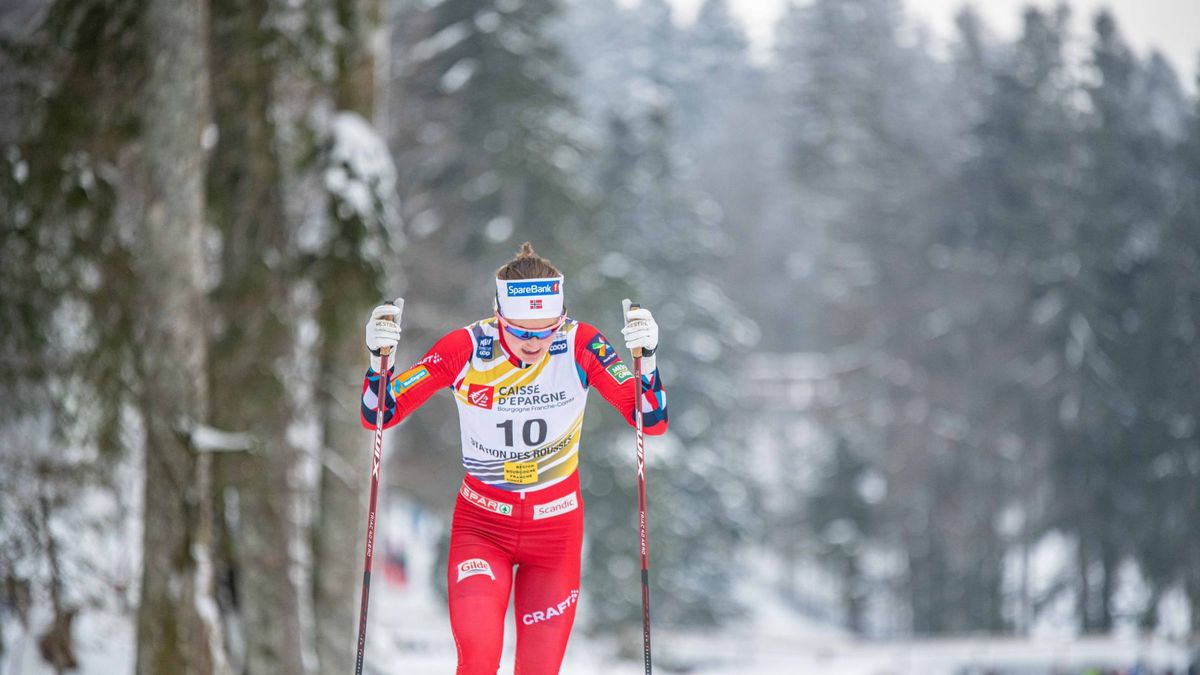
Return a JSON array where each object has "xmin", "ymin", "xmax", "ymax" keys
[
  {"xmin": 629, "ymin": 301, "xmax": 653, "ymax": 675},
  {"xmin": 355, "ymin": 299, "xmax": 402, "ymax": 675}
]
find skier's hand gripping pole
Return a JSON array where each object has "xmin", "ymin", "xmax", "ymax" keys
[
  {"xmin": 365, "ymin": 300, "xmax": 403, "ymax": 372},
  {"xmin": 621, "ymin": 299, "xmax": 659, "ymax": 373},
  {"xmin": 356, "ymin": 298, "xmax": 403, "ymax": 675},
  {"xmin": 623, "ymin": 298, "xmax": 654, "ymax": 675}
]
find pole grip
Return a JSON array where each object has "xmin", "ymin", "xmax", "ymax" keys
[
  {"xmin": 628, "ymin": 302, "xmax": 642, "ymax": 358},
  {"xmin": 377, "ymin": 297, "xmax": 404, "ymax": 358},
  {"xmin": 380, "ymin": 313, "xmax": 394, "ymax": 357}
]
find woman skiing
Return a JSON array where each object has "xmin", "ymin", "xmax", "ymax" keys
[{"xmin": 360, "ymin": 243, "xmax": 668, "ymax": 674}]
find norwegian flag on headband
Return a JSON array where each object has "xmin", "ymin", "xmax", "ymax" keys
[{"xmin": 530, "ymin": 299, "xmax": 543, "ymax": 310}]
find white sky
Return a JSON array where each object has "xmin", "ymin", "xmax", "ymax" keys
[{"xmin": 663, "ymin": 0, "xmax": 1200, "ymax": 87}]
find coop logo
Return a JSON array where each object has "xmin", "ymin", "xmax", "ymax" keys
[
  {"xmin": 506, "ymin": 280, "xmax": 561, "ymax": 297},
  {"xmin": 468, "ymin": 384, "xmax": 495, "ymax": 409},
  {"xmin": 548, "ymin": 339, "xmax": 568, "ymax": 356},
  {"xmin": 533, "ymin": 493, "xmax": 578, "ymax": 520},
  {"xmin": 456, "ymin": 558, "xmax": 496, "ymax": 583},
  {"xmin": 476, "ymin": 336, "xmax": 494, "ymax": 360},
  {"xmin": 522, "ymin": 589, "xmax": 579, "ymax": 624}
]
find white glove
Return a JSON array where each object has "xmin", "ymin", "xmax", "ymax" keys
[
  {"xmin": 365, "ymin": 298, "xmax": 404, "ymax": 371},
  {"xmin": 621, "ymin": 299, "xmax": 659, "ymax": 373}
]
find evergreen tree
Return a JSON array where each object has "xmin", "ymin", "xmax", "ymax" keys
[
  {"xmin": 776, "ymin": 0, "xmax": 1012, "ymax": 634},
  {"xmin": 388, "ymin": 0, "xmax": 593, "ymax": 510},
  {"xmin": 806, "ymin": 437, "xmax": 877, "ymax": 633},
  {"xmin": 553, "ymin": 0, "xmax": 634, "ymax": 118},
  {"xmin": 0, "ymin": 2, "xmax": 231, "ymax": 670},
  {"xmin": 135, "ymin": 0, "xmax": 231, "ymax": 669},
  {"xmin": 673, "ymin": 0, "xmax": 789, "ymax": 348},
  {"xmin": 556, "ymin": 0, "xmax": 758, "ymax": 637},
  {"xmin": 301, "ymin": 0, "xmax": 402, "ymax": 669},
  {"xmin": 1172, "ymin": 61, "xmax": 1200, "ymax": 633},
  {"xmin": 390, "ymin": 0, "xmax": 587, "ymax": 263},
  {"xmin": 578, "ymin": 102, "xmax": 757, "ymax": 635},
  {"xmin": 204, "ymin": 1, "xmax": 336, "ymax": 669},
  {"xmin": 947, "ymin": 6, "xmax": 1087, "ymax": 634},
  {"xmin": 1076, "ymin": 11, "xmax": 1186, "ymax": 631}
]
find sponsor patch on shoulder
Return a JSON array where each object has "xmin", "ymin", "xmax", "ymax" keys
[
  {"xmin": 605, "ymin": 362, "xmax": 634, "ymax": 384},
  {"xmin": 588, "ymin": 334, "xmax": 618, "ymax": 366},
  {"xmin": 396, "ymin": 366, "xmax": 430, "ymax": 392},
  {"xmin": 476, "ymin": 335, "xmax": 494, "ymax": 359},
  {"xmin": 549, "ymin": 339, "xmax": 568, "ymax": 355}
]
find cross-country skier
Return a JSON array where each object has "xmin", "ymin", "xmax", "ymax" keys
[{"xmin": 360, "ymin": 242, "xmax": 668, "ymax": 674}]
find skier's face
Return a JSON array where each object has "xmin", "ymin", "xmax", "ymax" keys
[{"xmin": 496, "ymin": 314, "xmax": 563, "ymax": 364}]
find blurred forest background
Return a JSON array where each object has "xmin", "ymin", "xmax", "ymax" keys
[{"xmin": 1, "ymin": 0, "xmax": 1199, "ymax": 672}]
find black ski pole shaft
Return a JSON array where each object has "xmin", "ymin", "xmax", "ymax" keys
[
  {"xmin": 355, "ymin": 302, "xmax": 400, "ymax": 675},
  {"xmin": 629, "ymin": 302, "xmax": 653, "ymax": 675}
]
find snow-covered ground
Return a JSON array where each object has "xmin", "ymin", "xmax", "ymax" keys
[
  {"xmin": 4, "ymin": 559, "xmax": 1193, "ymax": 675},
  {"xmin": 356, "ymin": 572, "xmax": 1191, "ymax": 675},
  {"xmin": 3, "ymin": 495, "xmax": 1193, "ymax": 674}
]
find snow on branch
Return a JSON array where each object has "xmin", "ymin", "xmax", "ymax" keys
[
  {"xmin": 187, "ymin": 423, "xmax": 256, "ymax": 453},
  {"xmin": 321, "ymin": 111, "xmax": 403, "ymax": 260}
]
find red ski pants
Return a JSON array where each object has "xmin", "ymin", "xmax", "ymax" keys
[{"xmin": 447, "ymin": 472, "xmax": 584, "ymax": 675}]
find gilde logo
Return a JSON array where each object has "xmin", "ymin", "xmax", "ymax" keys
[
  {"xmin": 456, "ymin": 558, "xmax": 496, "ymax": 582},
  {"xmin": 467, "ymin": 384, "xmax": 494, "ymax": 409}
]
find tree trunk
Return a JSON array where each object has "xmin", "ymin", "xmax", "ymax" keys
[
  {"xmin": 1077, "ymin": 536, "xmax": 1093, "ymax": 632},
  {"xmin": 312, "ymin": 2, "xmax": 388, "ymax": 672},
  {"xmin": 312, "ymin": 332, "xmax": 372, "ymax": 675},
  {"xmin": 205, "ymin": 0, "xmax": 339, "ymax": 671},
  {"xmin": 843, "ymin": 551, "xmax": 863, "ymax": 634},
  {"xmin": 335, "ymin": 0, "xmax": 387, "ymax": 120},
  {"xmin": 135, "ymin": 0, "xmax": 229, "ymax": 672}
]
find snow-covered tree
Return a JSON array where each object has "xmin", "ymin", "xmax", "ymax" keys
[
  {"xmin": 0, "ymin": 1, "xmax": 223, "ymax": 670},
  {"xmin": 554, "ymin": 0, "xmax": 761, "ymax": 635},
  {"xmin": 1074, "ymin": 12, "xmax": 1191, "ymax": 631},
  {"xmin": 1171, "ymin": 61, "xmax": 1200, "ymax": 634},
  {"xmin": 386, "ymin": 0, "xmax": 593, "ymax": 513},
  {"xmin": 135, "ymin": 0, "xmax": 230, "ymax": 670}
]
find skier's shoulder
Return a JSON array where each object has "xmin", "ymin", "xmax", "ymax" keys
[
  {"xmin": 464, "ymin": 316, "xmax": 500, "ymax": 341},
  {"xmin": 569, "ymin": 319, "xmax": 621, "ymax": 366},
  {"xmin": 567, "ymin": 317, "xmax": 603, "ymax": 340},
  {"xmin": 421, "ymin": 323, "xmax": 476, "ymax": 362}
]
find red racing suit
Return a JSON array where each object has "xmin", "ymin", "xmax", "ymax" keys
[{"xmin": 360, "ymin": 316, "xmax": 667, "ymax": 674}]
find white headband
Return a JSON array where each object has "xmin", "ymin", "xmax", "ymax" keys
[{"xmin": 495, "ymin": 276, "xmax": 565, "ymax": 320}]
